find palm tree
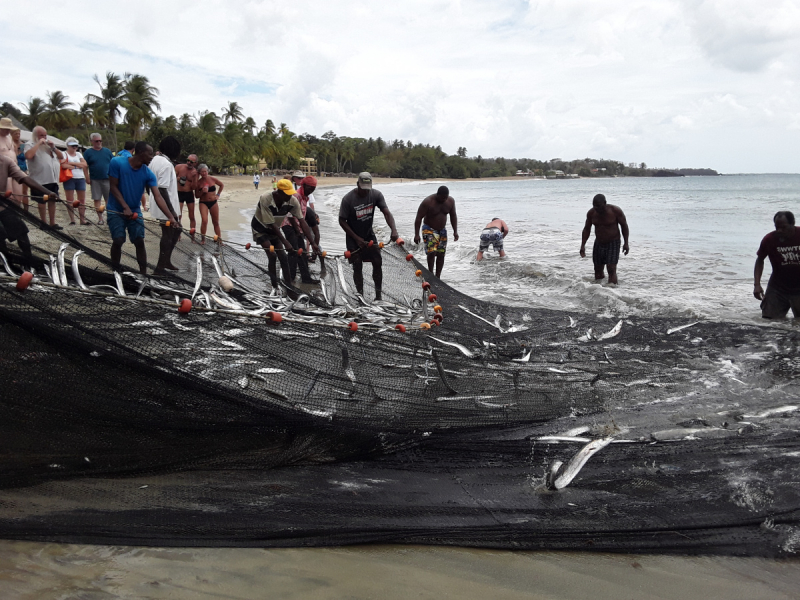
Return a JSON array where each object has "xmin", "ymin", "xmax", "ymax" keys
[
  {"xmin": 42, "ymin": 90, "xmax": 75, "ymax": 131},
  {"xmin": 77, "ymin": 102, "xmax": 95, "ymax": 129},
  {"xmin": 221, "ymin": 101, "xmax": 244, "ymax": 124},
  {"xmin": 243, "ymin": 116, "xmax": 256, "ymax": 134},
  {"xmin": 279, "ymin": 122, "xmax": 290, "ymax": 136},
  {"xmin": 86, "ymin": 72, "xmax": 125, "ymax": 150},
  {"xmin": 18, "ymin": 97, "xmax": 46, "ymax": 129},
  {"xmin": 195, "ymin": 111, "xmax": 220, "ymax": 134},
  {"xmin": 122, "ymin": 73, "xmax": 161, "ymax": 140},
  {"xmin": 263, "ymin": 119, "xmax": 275, "ymax": 136}
]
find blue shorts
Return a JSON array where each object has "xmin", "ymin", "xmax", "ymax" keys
[
  {"xmin": 107, "ymin": 211, "xmax": 145, "ymax": 242},
  {"xmin": 63, "ymin": 178, "xmax": 87, "ymax": 192}
]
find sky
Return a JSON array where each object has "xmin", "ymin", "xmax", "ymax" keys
[{"xmin": 3, "ymin": 0, "xmax": 799, "ymax": 173}]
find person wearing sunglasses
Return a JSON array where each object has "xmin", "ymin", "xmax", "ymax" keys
[
  {"xmin": 175, "ymin": 154, "xmax": 199, "ymax": 234},
  {"xmin": 83, "ymin": 133, "xmax": 114, "ymax": 224}
]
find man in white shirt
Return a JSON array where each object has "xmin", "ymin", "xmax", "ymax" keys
[
  {"xmin": 23, "ymin": 126, "xmax": 64, "ymax": 228},
  {"xmin": 148, "ymin": 137, "xmax": 182, "ymax": 274},
  {"xmin": 253, "ymin": 173, "xmax": 260, "ymax": 189}
]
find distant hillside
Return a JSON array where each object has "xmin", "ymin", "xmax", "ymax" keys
[{"xmin": 676, "ymin": 168, "xmax": 719, "ymax": 176}]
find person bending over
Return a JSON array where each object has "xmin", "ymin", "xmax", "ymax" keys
[
  {"xmin": 251, "ymin": 179, "xmax": 320, "ymax": 290},
  {"xmin": 476, "ymin": 218, "xmax": 508, "ymax": 261},
  {"xmin": 580, "ymin": 193, "xmax": 629, "ymax": 284},
  {"xmin": 280, "ymin": 175, "xmax": 320, "ymax": 283},
  {"xmin": 414, "ymin": 185, "xmax": 458, "ymax": 277},
  {"xmin": 338, "ymin": 172, "xmax": 399, "ymax": 301},
  {"xmin": 0, "ymin": 154, "xmax": 59, "ymax": 268},
  {"xmin": 754, "ymin": 211, "xmax": 800, "ymax": 319},
  {"xmin": 108, "ymin": 141, "xmax": 175, "ymax": 274}
]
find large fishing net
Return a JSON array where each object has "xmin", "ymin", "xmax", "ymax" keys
[{"xmin": 0, "ymin": 199, "xmax": 799, "ymax": 556}]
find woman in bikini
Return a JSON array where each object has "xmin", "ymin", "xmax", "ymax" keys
[{"xmin": 194, "ymin": 164, "xmax": 224, "ymax": 244}]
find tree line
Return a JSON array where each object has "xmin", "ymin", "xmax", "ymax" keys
[{"xmin": 3, "ymin": 71, "xmax": 717, "ymax": 178}]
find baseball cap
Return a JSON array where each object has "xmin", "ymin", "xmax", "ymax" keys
[
  {"xmin": 357, "ymin": 172, "xmax": 373, "ymax": 189},
  {"xmin": 276, "ymin": 179, "xmax": 298, "ymax": 195},
  {"xmin": 302, "ymin": 176, "xmax": 318, "ymax": 187}
]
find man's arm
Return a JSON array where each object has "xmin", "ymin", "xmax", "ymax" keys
[
  {"xmin": 413, "ymin": 199, "xmax": 427, "ymax": 244},
  {"xmin": 580, "ymin": 211, "xmax": 593, "ymax": 257},
  {"xmin": 52, "ymin": 146, "xmax": 64, "ymax": 160},
  {"xmin": 109, "ymin": 176, "xmax": 133, "ymax": 216},
  {"xmin": 449, "ymin": 200, "xmax": 459, "ymax": 241},
  {"xmin": 21, "ymin": 175, "xmax": 58, "ymax": 201},
  {"xmin": 338, "ymin": 217, "xmax": 366, "ymax": 247},
  {"xmin": 754, "ymin": 257, "xmax": 766, "ymax": 300},
  {"xmin": 24, "ymin": 141, "xmax": 41, "ymax": 161},
  {"xmin": 150, "ymin": 186, "xmax": 180, "ymax": 225},
  {"xmin": 298, "ymin": 219, "xmax": 320, "ymax": 254},
  {"xmin": 379, "ymin": 205, "xmax": 400, "ymax": 241},
  {"xmin": 616, "ymin": 207, "xmax": 630, "ymax": 255},
  {"xmin": 268, "ymin": 223, "xmax": 292, "ymax": 249}
]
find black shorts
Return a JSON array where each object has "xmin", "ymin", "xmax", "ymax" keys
[
  {"xmin": 345, "ymin": 231, "xmax": 380, "ymax": 261},
  {"xmin": 0, "ymin": 208, "xmax": 29, "ymax": 242},
  {"xmin": 305, "ymin": 206, "xmax": 319, "ymax": 229},
  {"xmin": 761, "ymin": 285, "xmax": 800, "ymax": 319},
  {"xmin": 31, "ymin": 182, "xmax": 59, "ymax": 204},
  {"xmin": 593, "ymin": 239, "xmax": 621, "ymax": 269},
  {"xmin": 178, "ymin": 191, "xmax": 195, "ymax": 205}
]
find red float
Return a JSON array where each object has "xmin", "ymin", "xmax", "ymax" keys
[
  {"xmin": 178, "ymin": 299, "xmax": 192, "ymax": 314},
  {"xmin": 348, "ymin": 321, "xmax": 359, "ymax": 332},
  {"xmin": 395, "ymin": 324, "xmax": 406, "ymax": 333},
  {"xmin": 16, "ymin": 272, "xmax": 33, "ymax": 290}
]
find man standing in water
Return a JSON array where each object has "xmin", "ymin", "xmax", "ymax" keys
[
  {"xmin": 413, "ymin": 185, "xmax": 458, "ymax": 277},
  {"xmin": 580, "ymin": 193, "xmax": 629, "ymax": 284},
  {"xmin": 339, "ymin": 172, "xmax": 399, "ymax": 301},
  {"xmin": 175, "ymin": 154, "xmax": 199, "ymax": 233},
  {"xmin": 754, "ymin": 211, "xmax": 800, "ymax": 318}
]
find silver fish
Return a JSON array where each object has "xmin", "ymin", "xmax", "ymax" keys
[
  {"xmin": 476, "ymin": 400, "xmax": 516, "ymax": 409},
  {"xmin": 48, "ymin": 256, "xmax": 61, "ymax": 286},
  {"xmin": 553, "ymin": 437, "xmax": 614, "ymax": 490},
  {"xmin": 257, "ymin": 368, "xmax": 285, "ymax": 374},
  {"xmin": 596, "ymin": 320, "xmax": 623, "ymax": 341},
  {"xmin": 512, "ymin": 349, "xmax": 532, "ymax": 362},
  {"xmin": 114, "ymin": 272, "xmax": 127, "ymax": 296},
  {"xmin": 71, "ymin": 252, "xmax": 88, "ymax": 289},
  {"xmin": 536, "ymin": 435, "xmax": 593, "ymax": 443},
  {"xmin": 341, "ymin": 347, "xmax": 357, "ymax": 390},
  {"xmin": 192, "ymin": 256, "xmax": 203, "ymax": 300},
  {"xmin": 320, "ymin": 279, "xmax": 331, "ymax": 305},
  {"xmin": 429, "ymin": 336, "xmax": 475, "ymax": 358},
  {"xmin": 57, "ymin": 243, "xmax": 69, "ymax": 287},
  {"xmin": 458, "ymin": 304, "xmax": 500, "ymax": 329},
  {"xmin": 568, "ymin": 316, "xmax": 577, "ymax": 328},
  {"xmin": 436, "ymin": 395, "xmax": 498, "ymax": 402},
  {"xmin": 0, "ymin": 252, "xmax": 17, "ymax": 277},
  {"xmin": 666, "ymin": 321, "xmax": 699, "ymax": 335},
  {"xmin": 336, "ymin": 258, "xmax": 351, "ymax": 298},
  {"xmin": 298, "ymin": 405, "xmax": 333, "ymax": 419},
  {"xmin": 577, "ymin": 328, "xmax": 593, "ymax": 342},
  {"xmin": 748, "ymin": 405, "xmax": 798, "ymax": 419},
  {"xmin": 210, "ymin": 254, "xmax": 225, "ymax": 278}
]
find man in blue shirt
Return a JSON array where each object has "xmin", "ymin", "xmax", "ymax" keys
[
  {"xmin": 83, "ymin": 133, "xmax": 114, "ymax": 225},
  {"xmin": 108, "ymin": 141, "xmax": 179, "ymax": 274},
  {"xmin": 117, "ymin": 140, "xmax": 134, "ymax": 158}
]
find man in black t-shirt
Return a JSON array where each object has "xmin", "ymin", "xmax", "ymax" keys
[
  {"xmin": 754, "ymin": 210, "xmax": 800, "ymax": 318},
  {"xmin": 338, "ymin": 172, "xmax": 399, "ymax": 300}
]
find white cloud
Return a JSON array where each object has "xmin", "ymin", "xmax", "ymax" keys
[{"xmin": 1, "ymin": 0, "xmax": 799, "ymax": 172}]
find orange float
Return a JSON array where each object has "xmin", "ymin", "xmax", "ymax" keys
[
  {"xmin": 433, "ymin": 305, "xmax": 442, "ymax": 313},
  {"xmin": 420, "ymin": 322, "xmax": 431, "ymax": 330}
]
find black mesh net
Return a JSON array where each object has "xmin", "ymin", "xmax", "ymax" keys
[{"xmin": 1, "ymin": 199, "xmax": 799, "ymax": 556}]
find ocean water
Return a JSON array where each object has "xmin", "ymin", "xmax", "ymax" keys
[{"xmin": 313, "ymin": 174, "xmax": 800, "ymax": 324}]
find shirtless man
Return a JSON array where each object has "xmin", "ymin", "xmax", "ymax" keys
[
  {"xmin": 580, "ymin": 193, "xmax": 629, "ymax": 284},
  {"xmin": 476, "ymin": 218, "xmax": 509, "ymax": 261},
  {"xmin": 413, "ymin": 186, "xmax": 458, "ymax": 277},
  {"xmin": 174, "ymin": 154, "xmax": 199, "ymax": 232}
]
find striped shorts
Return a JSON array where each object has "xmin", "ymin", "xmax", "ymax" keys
[{"xmin": 592, "ymin": 239, "xmax": 621, "ymax": 268}]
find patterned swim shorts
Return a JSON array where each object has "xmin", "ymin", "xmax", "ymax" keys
[
  {"xmin": 422, "ymin": 225, "xmax": 447, "ymax": 254},
  {"xmin": 479, "ymin": 227, "xmax": 504, "ymax": 252}
]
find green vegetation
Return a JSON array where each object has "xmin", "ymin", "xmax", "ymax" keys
[{"xmin": 4, "ymin": 73, "xmax": 719, "ymax": 177}]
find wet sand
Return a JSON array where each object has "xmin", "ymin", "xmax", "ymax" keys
[{"xmin": 2, "ymin": 541, "xmax": 799, "ymax": 599}]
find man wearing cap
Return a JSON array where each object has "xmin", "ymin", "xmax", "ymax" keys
[
  {"xmin": 0, "ymin": 117, "xmax": 23, "ymax": 205},
  {"xmin": 0, "ymin": 152, "xmax": 57, "ymax": 268},
  {"xmin": 252, "ymin": 179, "xmax": 320, "ymax": 289},
  {"xmin": 338, "ymin": 172, "xmax": 399, "ymax": 301},
  {"xmin": 83, "ymin": 133, "xmax": 114, "ymax": 225},
  {"xmin": 23, "ymin": 126, "xmax": 64, "ymax": 229},
  {"xmin": 281, "ymin": 176, "xmax": 321, "ymax": 280},
  {"xmin": 413, "ymin": 185, "xmax": 458, "ymax": 278}
]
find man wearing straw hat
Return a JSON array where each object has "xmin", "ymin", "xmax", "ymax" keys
[{"xmin": 0, "ymin": 118, "xmax": 24, "ymax": 208}]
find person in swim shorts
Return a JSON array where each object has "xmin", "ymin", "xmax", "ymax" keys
[
  {"xmin": 175, "ymin": 154, "xmax": 199, "ymax": 233},
  {"xmin": 580, "ymin": 193, "xmax": 629, "ymax": 284},
  {"xmin": 477, "ymin": 218, "xmax": 508, "ymax": 261},
  {"xmin": 413, "ymin": 185, "xmax": 458, "ymax": 277}
]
